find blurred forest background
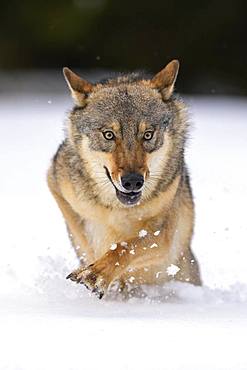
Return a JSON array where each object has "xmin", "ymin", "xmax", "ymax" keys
[{"xmin": 0, "ymin": 0, "xmax": 246, "ymax": 94}]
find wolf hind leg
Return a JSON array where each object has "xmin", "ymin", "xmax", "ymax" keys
[{"xmin": 175, "ymin": 248, "xmax": 202, "ymax": 286}]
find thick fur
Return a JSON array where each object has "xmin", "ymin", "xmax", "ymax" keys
[{"xmin": 47, "ymin": 61, "xmax": 201, "ymax": 299}]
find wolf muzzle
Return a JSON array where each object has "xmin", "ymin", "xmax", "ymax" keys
[{"xmin": 104, "ymin": 166, "xmax": 143, "ymax": 206}]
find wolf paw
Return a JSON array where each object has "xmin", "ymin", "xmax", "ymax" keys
[{"xmin": 66, "ymin": 264, "xmax": 107, "ymax": 299}]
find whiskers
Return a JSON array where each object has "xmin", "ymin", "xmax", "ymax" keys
[
  {"xmin": 142, "ymin": 171, "xmax": 165, "ymax": 198},
  {"xmin": 147, "ymin": 171, "xmax": 165, "ymax": 184},
  {"xmin": 90, "ymin": 171, "xmax": 116, "ymax": 200}
]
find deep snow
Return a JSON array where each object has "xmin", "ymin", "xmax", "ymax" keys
[{"xmin": 0, "ymin": 90, "xmax": 247, "ymax": 370}]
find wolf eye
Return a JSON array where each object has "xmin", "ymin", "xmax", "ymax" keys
[
  {"xmin": 103, "ymin": 131, "xmax": 115, "ymax": 140},
  {"xmin": 143, "ymin": 131, "xmax": 154, "ymax": 140}
]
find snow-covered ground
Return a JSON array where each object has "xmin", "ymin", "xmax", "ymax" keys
[{"xmin": 0, "ymin": 88, "xmax": 247, "ymax": 369}]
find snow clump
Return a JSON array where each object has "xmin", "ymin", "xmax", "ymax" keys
[
  {"xmin": 166, "ymin": 264, "xmax": 180, "ymax": 276},
  {"xmin": 139, "ymin": 229, "xmax": 148, "ymax": 238},
  {"xmin": 110, "ymin": 243, "xmax": 117, "ymax": 250}
]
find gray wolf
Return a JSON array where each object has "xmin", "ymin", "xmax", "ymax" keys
[{"xmin": 47, "ymin": 60, "xmax": 201, "ymax": 299}]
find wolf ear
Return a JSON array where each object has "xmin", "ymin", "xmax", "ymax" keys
[
  {"xmin": 63, "ymin": 67, "xmax": 93, "ymax": 106},
  {"xmin": 151, "ymin": 60, "xmax": 179, "ymax": 100}
]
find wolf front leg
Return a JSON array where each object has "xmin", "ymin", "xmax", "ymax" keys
[
  {"xmin": 66, "ymin": 229, "xmax": 172, "ymax": 299},
  {"xmin": 48, "ymin": 177, "xmax": 95, "ymax": 265}
]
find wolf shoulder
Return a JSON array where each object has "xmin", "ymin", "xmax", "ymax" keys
[{"xmin": 47, "ymin": 139, "xmax": 83, "ymax": 192}]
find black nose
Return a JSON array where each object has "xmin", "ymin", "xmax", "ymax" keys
[{"xmin": 121, "ymin": 173, "xmax": 144, "ymax": 192}]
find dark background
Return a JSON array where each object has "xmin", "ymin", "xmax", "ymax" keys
[{"xmin": 1, "ymin": 0, "xmax": 246, "ymax": 94}]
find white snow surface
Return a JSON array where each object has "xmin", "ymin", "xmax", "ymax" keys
[{"xmin": 1, "ymin": 92, "xmax": 247, "ymax": 370}]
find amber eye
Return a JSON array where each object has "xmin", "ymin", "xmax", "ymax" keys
[
  {"xmin": 103, "ymin": 131, "xmax": 115, "ymax": 140},
  {"xmin": 143, "ymin": 131, "xmax": 154, "ymax": 140}
]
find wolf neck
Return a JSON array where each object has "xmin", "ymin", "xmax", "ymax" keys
[{"xmin": 83, "ymin": 174, "xmax": 181, "ymax": 258}]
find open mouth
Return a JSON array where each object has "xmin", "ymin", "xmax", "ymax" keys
[
  {"xmin": 104, "ymin": 166, "xmax": 142, "ymax": 206},
  {"xmin": 115, "ymin": 188, "xmax": 142, "ymax": 205}
]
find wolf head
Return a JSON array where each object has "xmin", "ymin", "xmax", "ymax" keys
[{"xmin": 64, "ymin": 60, "xmax": 188, "ymax": 208}]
